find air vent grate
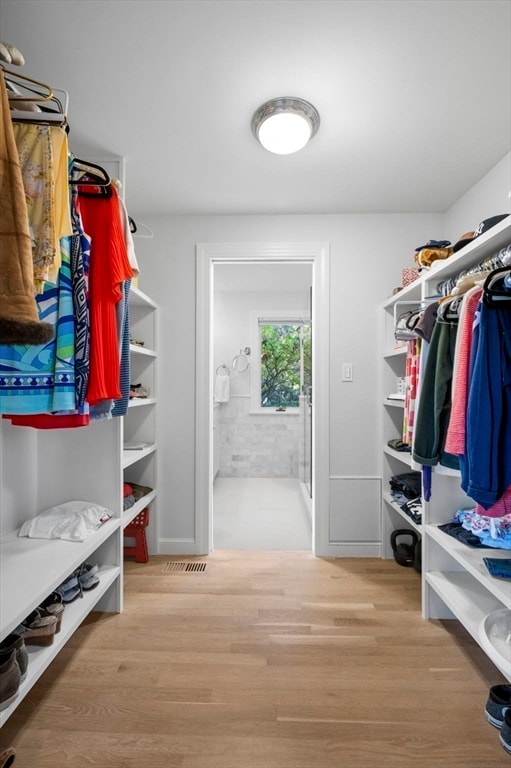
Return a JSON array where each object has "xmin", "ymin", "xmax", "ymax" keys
[{"xmin": 163, "ymin": 561, "xmax": 207, "ymax": 573}]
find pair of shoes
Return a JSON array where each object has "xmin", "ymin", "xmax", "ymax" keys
[
  {"xmin": 0, "ymin": 651, "xmax": 21, "ymax": 712},
  {"xmin": 14, "ymin": 609, "xmax": 58, "ymax": 647},
  {"xmin": 0, "ymin": 746, "xmax": 16, "ymax": 768},
  {"xmin": 0, "ymin": 636, "xmax": 28, "ymax": 682},
  {"xmin": 485, "ymin": 684, "xmax": 511, "ymax": 755},
  {"xmin": 39, "ymin": 592, "xmax": 65, "ymax": 633}
]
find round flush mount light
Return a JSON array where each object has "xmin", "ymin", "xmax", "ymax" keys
[{"xmin": 251, "ymin": 97, "xmax": 320, "ymax": 155}]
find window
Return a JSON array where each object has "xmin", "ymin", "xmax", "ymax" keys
[{"xmin": 251, "ymin": 312, "xmax": 311, "ymax": 412}]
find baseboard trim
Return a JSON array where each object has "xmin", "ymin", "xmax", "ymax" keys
[
  {"xmin": 320, "ymin": 542, "xmax": 382, "ymax": 558},
  {"xmin": 157, "ymin": 538, "xmax": 197, "ymax": 555}
]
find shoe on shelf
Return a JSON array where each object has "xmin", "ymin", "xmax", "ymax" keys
[
  {"xmin": 0, "ymin": 635, "xmax": 28, "ymax": 682},
  {"xmin": 0, "ymin": 746, "xmax": 16, "ymax": 768},
  {"xmin": 14, "ymin": 609, "xmax": 58, "ymax": 647},
  {"xmin": 75, "ymin": 562, "xmax": 100, "ymax": 591},
  {"xmin": 57, "ymin": 574, "xmax": 82, "ymax": 603},
  {"xmin": 500, "ymin": 709, "xmax": 511, "ymax": 754},
  {"xmin": 39, "ymin": 591, "xmax": 65, "ymax": 633},
  {"xmin": 0, "ymin": 651, "xmax": 21, "ymax": 712},
  {"xmin": 485, "ymin": 684, "xmax": 511, "ymax": 728}
]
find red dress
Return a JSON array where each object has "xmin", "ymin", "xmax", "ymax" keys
[{"xmin": 77, "ymin": 184, "xmax": 134, "ymax": 404}]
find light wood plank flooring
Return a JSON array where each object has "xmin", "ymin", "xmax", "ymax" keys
[{"xmin": 1, "ymin": 552, "xmax": 508, "ymax": 767}]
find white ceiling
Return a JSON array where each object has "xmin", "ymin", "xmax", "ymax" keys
[{"xmin": 1, "ymin": 0, "xmax": 510, "ymax": 218}]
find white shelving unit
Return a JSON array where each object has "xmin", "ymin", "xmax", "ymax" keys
[
  {"xmin": 381, "ymin": 216, "xmax": 511, "ymax": 680},
  {"xmin": 0, "ymin": 283, "xmax": 158, "ymax": 726},
  {"xmin": 381, "ymin": 281, "xmax": 423, "ymax": 559},
  {"xmin": 123, "ymin": 285, "xmax": 158, "ymax": 552}
]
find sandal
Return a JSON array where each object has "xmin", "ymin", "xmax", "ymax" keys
[
  {"xmin": 39, "ymin": 592, "xmax": 65, "ymax": 633},
  {"xmin": 14, "ymin": 609, "xmax": 58, "ymax": 647}
]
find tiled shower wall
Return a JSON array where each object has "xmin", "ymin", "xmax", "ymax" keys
[{"xmin": 217, "ymin": 395, "xmax": 304, "ymax": 477}]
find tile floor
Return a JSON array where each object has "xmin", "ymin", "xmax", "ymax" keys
[{"xmin": 213, "ymin": 476, "xmax": 312, "ymax": 550}]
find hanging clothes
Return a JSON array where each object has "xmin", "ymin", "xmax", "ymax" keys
[
  {"xmin": 461, "ymin": 299, "xmax": 511, "ymax": 509},
  {"xmin": 0, "ymin": 234, "xmax": 76, "ymax": 414},
  {"xmin": 402, "ymin": 337, "xmax": 420, "ymax": 445},
  {"xmin": 412, "ymin": 315, "xmax": 459, "ymax": 470},
  {"xmin": 0, "ymin": 69, "xmax": 52, "ymax": 344},
  {"xmin": 77, "ymin": 182, "xmax": 134, "ymax": 406}
]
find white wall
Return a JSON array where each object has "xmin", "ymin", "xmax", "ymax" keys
[
  {"xmin": 444, "ymin": 152, "xmax": 511, "ymax": 238},
  {"xmin": 134, "ymin": 213, "xmax": 443, "ymax": 550}
]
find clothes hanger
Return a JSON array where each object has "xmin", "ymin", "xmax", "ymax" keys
[
  {"xmin": 482, "ymin": 266, "xmax": 511, "ymax": 307},
  {"xmin": 436, "ymin": 295, "xmax": 462, "ymax": 323},
  {"xmin": 71, "ymin": 158, "xmax": 113, "ymax": 198},
  {"xmin": 2, "ymin": 65, "xmax": 53, "ymax": 101}
]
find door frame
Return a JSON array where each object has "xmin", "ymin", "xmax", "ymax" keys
[{"xmin": 195, "ymin": 242, "xmax": 330, "ymax": 555}]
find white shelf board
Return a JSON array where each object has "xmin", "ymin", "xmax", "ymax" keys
[
  {"xmin": 423, "ymin": 217, "xmax": 510, "ymax": 285},
  {"xmin": 426, "ymin": 524, "xmax": 511, "ymax": 608},
  {"xmin": 122, "ymin": 443, "xmax": 156, "ymax": 469},
  {"xmin": 0, "ymin": 564, "xmax": 120, "ymax": 727},
  {"xmin": 127, "ymin": 397, "xmax": 157, "ymax": 409},
  {"xmin": 382, "ymin": 445, "xmax": 412, "ymax": 466},
  {"xmin": 383, "ymin": 346, "xmax": 407, "ymax": 358},
  {"xmin": 384, "ymin": 398, "xmax": 405, "ymax": 408},
  {"xmin": 0, "ymin": 519, "xmax": 121, "ymax": 638},
  {"xmin": 383, "ymin": 492, "xmax": 422, "ymax": 533},
  {"xmin": 425, "ymin": 570, "xmax": 511, "ymax": 680},
  {"xmin": 129, "ymin": 285, "xmax": 158, "ymax": 309},
  {"xmin": 129, "ymin": 344, "xmax": 156, "ymax": 358},
  {"xmin": 122, "ymin": 490, "xmax": 157, "ymax": 528}
]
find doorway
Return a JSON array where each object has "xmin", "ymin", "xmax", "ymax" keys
[{"xmin": 195, "ymin": 242, "xmax": 330, "ymax": 556}]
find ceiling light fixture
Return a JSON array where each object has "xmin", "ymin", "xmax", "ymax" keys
[{"xmin": 251, "ymin": 97, "xmax": 320, "ymax": 155}]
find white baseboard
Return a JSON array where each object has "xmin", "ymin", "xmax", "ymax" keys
[
  {"xmin": 319, "ymin": 542, "xmax": 382, "ymax": 558},
  {"xmin": 157, "ymin": 538, "xmax": 197, "ymax": 555}
]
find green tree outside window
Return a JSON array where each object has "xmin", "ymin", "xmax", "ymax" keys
[{"xmin": 260, "ymin": 323, "xmax": 311, "ymax": 408}]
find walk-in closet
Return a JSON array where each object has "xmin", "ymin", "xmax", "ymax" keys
[{"xmin": 0, "ymin": 1, "xmax": 510, "ymax": 766}]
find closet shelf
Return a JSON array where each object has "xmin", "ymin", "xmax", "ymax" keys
[
  {"xmin": 382, "ymin": 445, "xmax": 412, "ymax": 466},
  {"xmin": 122, "ymin": 443, "xmax": 156, "ymax": 469},
  {"xmin": 128, "ymin": 397, "xmax": 157, "ymax": 409},
  {"xmin": 425, "ymin": 570, "xmax": 511, "ymax": 681},
  {"xmin": 129, "ymin": 285, "xmax": 157, "ymax": 309},
  {"xmin": 129, "ymin": 344, "xmax": 156, "ymax": 358},
  {"xmin": 0, "ymin": 563, "xmax": 119, "ymax": 728},
  {"xmin": 382, "ymin": 492, "xmax": 422, "ymax": 533},
  {"xmin": 426, "ymin": 524, "xmax": 511, "ymax": 608},
  {"xmin": 123, "ymin": 489, "xmax": 157, "ymax": 528},
  {"xmin": 383, "ymin": 398, "xmax": 405, "ymax": 408},
  {"xmin": 383, "ymin": 346, "xmax": 408, "ymax": 358},
  {"xmin": 0, "ymin": 519, "xmax": 121, "ymax": 639}
]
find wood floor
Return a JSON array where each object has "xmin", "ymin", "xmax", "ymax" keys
[{"xmin": 1, "ymin": 552, "xmax": 508, "ymax": 767}]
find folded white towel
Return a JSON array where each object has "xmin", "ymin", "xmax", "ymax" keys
[{"xmin": 214, "ymin": 373, "xmax": 230, "ymax": 403}]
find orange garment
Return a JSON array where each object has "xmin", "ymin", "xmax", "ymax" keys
[{"xmin": 77, "ymin": 184, "xmax": 134, "ymax": 404}]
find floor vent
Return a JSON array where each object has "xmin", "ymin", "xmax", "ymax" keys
[{"xmin": 163, "ymin": 561, "xmax": 207, "ymax": 573}]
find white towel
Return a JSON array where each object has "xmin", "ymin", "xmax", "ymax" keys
[{"xmin": 214, "ymin": 373, "xmax": 230, "ymax": 403}]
